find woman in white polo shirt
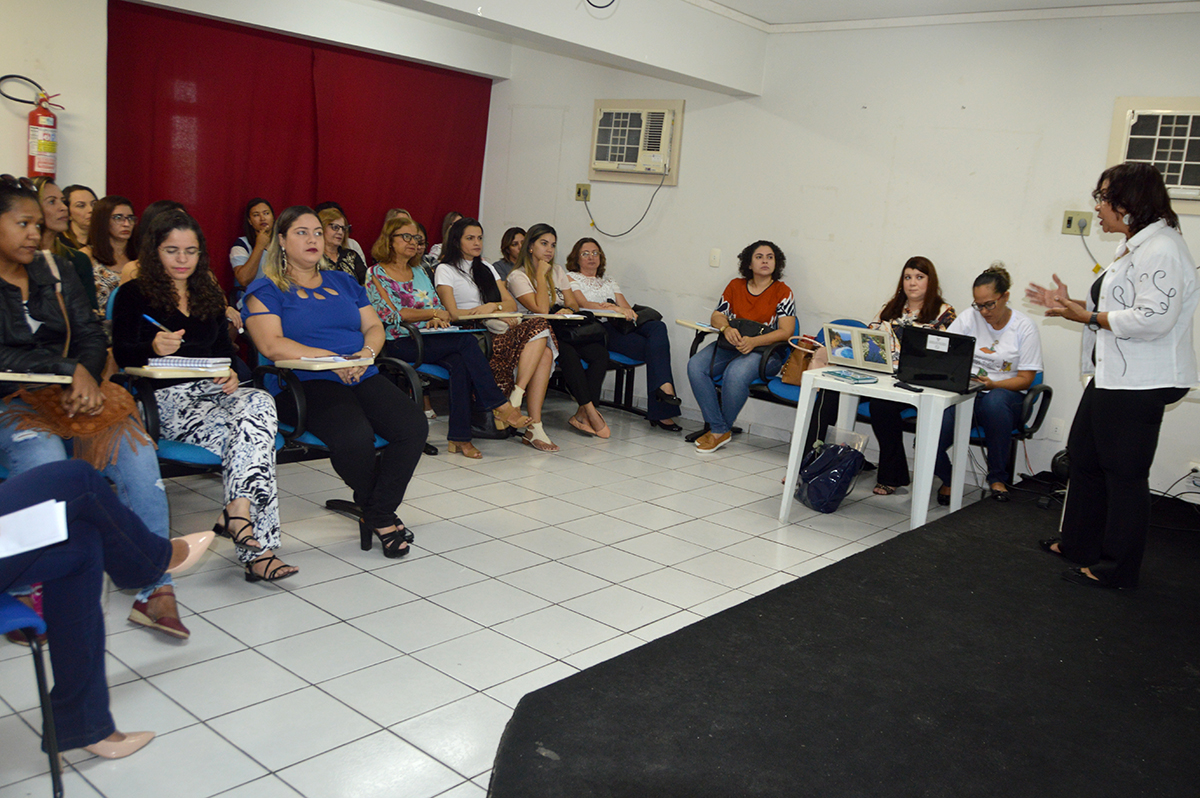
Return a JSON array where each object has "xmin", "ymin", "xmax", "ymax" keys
[
  {"xmin": 933, "ymin": 262, "xmax": 1042, "ymax": 503},
  {"xmin": 1028, "ymin": 162, "xmax": 1197, "ymax": 590}
]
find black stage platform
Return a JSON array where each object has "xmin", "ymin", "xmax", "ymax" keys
[{"xmin": 490, "ymin": 484, "xmax": 1200, "ymax": 798}]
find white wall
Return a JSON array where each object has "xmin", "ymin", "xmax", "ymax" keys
[
  {"xmin": 479, "ymin": 12, "xmax": 1200, "ymax": 493},
  {"xmin": 0, "ymin": 0, "xmax": 107, "ymax": 190}
]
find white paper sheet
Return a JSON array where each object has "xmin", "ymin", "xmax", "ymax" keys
[{"xmin": 0, "ymin": 499, "xmax": 68, "ymax": 558}]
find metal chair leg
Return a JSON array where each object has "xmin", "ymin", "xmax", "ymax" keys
[{"xmin": 28, "ymin": 632, "xmax": 63, "ymax": 798}]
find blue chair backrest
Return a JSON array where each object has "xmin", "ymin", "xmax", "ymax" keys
[
  {"xmin": 0, "ymin": 593, "xmax": 46, "ymax": 637},
  {"xmin": 814, "ymin": 318, "xmax": 867, "ymax": 345}
]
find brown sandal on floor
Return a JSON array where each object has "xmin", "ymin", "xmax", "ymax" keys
[
  {"xmin": 873, "ymin": 483, "xmax": 896, "ymax": 495},
  {"xmin": 128, "ymin": 586, "xmax": 189, "ymax": 639},
  {"xmin": 447, "ymin": 441, "xmax": 483, "ymax": 459}
]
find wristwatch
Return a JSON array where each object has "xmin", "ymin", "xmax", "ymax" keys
[{"xmin": 1086, "ymin": 312, "xmax": 1100, "ymax": 331}]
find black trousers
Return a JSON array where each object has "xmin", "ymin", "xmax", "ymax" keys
[
  {"xmin": 558, "ymin": 339, "xmax": 609, "ymax": 407},
  {"xmin": 283, "ymin": 374, "xmax": 428, "ymax": 528},
  {"xmin": 1060, "ymin": 381, "xmax": 1188, "ymax": 588},
  {"xmin": 867, "ymin": 398, "xmax": 912, "ymax": 487}
]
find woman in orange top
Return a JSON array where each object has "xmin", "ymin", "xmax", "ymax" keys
[{"xmin": 686, "ymin": 240, "xmax": 796, "ymax": 454}]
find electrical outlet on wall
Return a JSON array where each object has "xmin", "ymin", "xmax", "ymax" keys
[
  {"xmin": 1061, "ymin": 210, "xmax": 1093, "ymax": 235},
  {"xmin": 1189, "ymin": 461, "xmax": 1200, "ymax": 488},
  {"xmin": 1045, "ymin": 417, "xmax": 1065, "ymax": 442}
]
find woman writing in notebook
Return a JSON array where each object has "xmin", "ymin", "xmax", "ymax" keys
[
  {"xmin": 933, "ymin": 262, "xmax": 1042, "ymax": 504},
  {"xmin": 866, "ymin": 257, "xmax": 956, "ymax": 496},
  {"xmin": 111, "ymin": 210, "xmax": 297, "ymax": 582}
]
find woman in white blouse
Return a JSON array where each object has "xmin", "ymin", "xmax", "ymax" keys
[
  {"xmin": 1028, "ymin": 162, "xmax": 1197, "ymax": 590},
  {"xmin": 565, "ymin": 237, "xmax": 682, "ymax": 431}
]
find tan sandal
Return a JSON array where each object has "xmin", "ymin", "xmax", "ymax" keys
[
  {"xmin": 522, "ymin": 421, "xmax": 558, "ymax": 452},
  {"xmin": 448, "ymin": 441, "xmax": 483, "ymax": 459},
  {"xmin": 493, "ymin": 401, "xmax": 531, "ymax": 431}
]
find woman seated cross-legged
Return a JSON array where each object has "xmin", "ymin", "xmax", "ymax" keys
[
  {"xmin": 686, "ymin": 240, "xmax": 797, "ymax": 454},
  {"xmin": 508, "ymin": 224, "xmax": 613, "ymax": 439},
  {"xmin": 934, "ymin": 262, "xmax": 1042, "ymax": 503},
  {"xmin": 866, "ymin": 256, "xmax": 957, "ymax": 495},
  {"xmin": 112, "ymin": 209, "xmax": 296, "ymax": 582},
  {"xmin": 435, "ymin": 217, "xmax": 558, "ymax": 452},
  {"xmin": 243, "ymin": 206, "xmax": 428, "ymax": 558},
  {"xmin": 565, "ymin": 237, "xmax": 682, "ymax": 431},
  {"xmin": 366, "ymin": 215, "xmax": 529, "ymax": 459}
]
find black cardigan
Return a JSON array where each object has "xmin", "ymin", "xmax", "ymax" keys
[
  {"xmin": 0, "ymin": 253, "xmax": 107, "ymax": 396},
  {"xmin": 111, "ymin": 280, "xmax": 237, "ymax": 372}
]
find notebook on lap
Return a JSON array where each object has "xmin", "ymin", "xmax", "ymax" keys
[{"xmin": 896, "ymin": 326, "xmax": 985, "ymax": 394}]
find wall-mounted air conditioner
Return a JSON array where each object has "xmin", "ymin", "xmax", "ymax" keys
[{"xmin": 591, "ymin": 107, "xmax": 674, "ymax": 175}]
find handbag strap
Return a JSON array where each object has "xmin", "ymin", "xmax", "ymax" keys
[
  {"xmin": 41, "ymin": 250, "xmax": 71, "ymax": 358},
  {"xmin": 370, "ymin": 271, "xmax": 406, "ymax": 332}
]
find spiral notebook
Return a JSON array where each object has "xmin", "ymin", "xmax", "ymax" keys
[{"xmin": 146, "ymin": 357, "xmax": 232, "ymax": 370}]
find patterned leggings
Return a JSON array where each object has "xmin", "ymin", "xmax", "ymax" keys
[{"xmin": 155, "ymin": 382, "xmax": 280, "ymax": 564}]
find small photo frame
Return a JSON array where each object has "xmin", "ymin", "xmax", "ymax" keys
[{"xmin": 822, "ymin": 324, "xmax": 894, "ymax": 374}]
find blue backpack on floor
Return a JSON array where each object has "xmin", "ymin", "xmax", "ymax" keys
[{"xmin": 795, "ymin": 443, "xmax": 865, "ymax": 514}]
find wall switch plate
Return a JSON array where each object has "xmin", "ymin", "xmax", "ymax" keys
[
  {"xmin": 575, "ymin": 183, "xmax": 591, "ymax": 202},
  {"xmin": 709, "ymin": 249, "xmax": 721, "ymax": 268},
  {"xmin": 1046, "ymin": 417, "xmax": 1065, "ymax": 442},
  {"xmin": 1189, "ymin": 462, "xmax": 1200, "ymax": 487},
  {"xmin": 1062, "ymin": 210, "xmax": 1093, "ymax": 235}
]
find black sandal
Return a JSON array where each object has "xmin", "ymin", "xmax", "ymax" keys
[
  {"xmin": 244, "ymin": 554, "xmax": 297, "ymax": 583},
  {"xmin": 214, "ymin": 509, "xmax": 263, "ymax": 550},
  {"xmin": 359, "ymin": 519, "xmax": 411, "ymax": 558}
]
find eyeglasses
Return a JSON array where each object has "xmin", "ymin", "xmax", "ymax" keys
[
  {"xmin": 1091, "ymin": 190, "xmax": 1111, "ymax": 204},
  {"xmin": 393, "ymin": 233, "xmax": 423, "ymax": 244},
  {"xmin": 579, "ymin": 250, "xmax": 600, "ymax": 258},
  {"xmin": 111, "ymin": 214, "xmax": 137, "ymax": 225},
  {"xmin": 971, "ymin": 299, "xmax": 1001, "ymax": 312},
  {"xmin": 159, "ymin": 246, "xmax": 200, "ymax": 259},
  {"xmin": 328, "ymin": 224, "xmax": 348, "ymax": 234}
]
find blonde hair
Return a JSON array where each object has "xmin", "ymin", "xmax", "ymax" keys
[
  {"xmin": 371, "ymin": 215, "xmax": 417, "ymax": 264},
  {"xmin": 261, "ymin": 206, "xmax": 331, "ymax": 292}
]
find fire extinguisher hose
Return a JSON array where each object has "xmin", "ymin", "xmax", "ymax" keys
[{"xmin": 0, "ymin": 75, "xmax": 64, "ymax": 109}]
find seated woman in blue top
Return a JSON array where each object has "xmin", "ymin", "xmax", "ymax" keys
[
  {"xmin": 243, "ymin": 206, "xmax": 427, "ymax": 558},
  {"xmin": 935, "ymin": 262, "xmax": 1042, "ymax": 503},
  {"xmin": 112, "ymin": 209, "xmax": 295, "ymax": 583},
  {"xmin": 366, "ymin": 215, "xmax": 529, "ymax": 459}
]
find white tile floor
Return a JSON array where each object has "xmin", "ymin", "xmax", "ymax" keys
[{"xmin": 0, "ymin": 395, "xmax": 981, "ymax": 798}]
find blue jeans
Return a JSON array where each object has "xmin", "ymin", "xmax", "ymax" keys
[
  {"xmin": 686, "ymin": 342, "xmax": 784, "ymax": 435},
  {"xmin": 933, "ymin": 388, "xmax": 1024, "ymax": 486},
  {"xmin": 0, "ymin": 461, "xmax": 172, "ymax": 750},
  {"xmin": 607, "ymin": 320, "xmax": 677, "ymax": 422},
  {"xmin": 0, "ymin": 402, "xmax": 171, "ymax": 601}
]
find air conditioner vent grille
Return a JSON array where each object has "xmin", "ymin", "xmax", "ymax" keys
[{"xmin": 644, "ymin": 112, "xmax": 665, "ymax": 153}]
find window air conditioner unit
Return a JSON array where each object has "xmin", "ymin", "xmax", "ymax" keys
[{"xmin": 591, "ymin": 108, "xmax": 674, "ymax": 175}]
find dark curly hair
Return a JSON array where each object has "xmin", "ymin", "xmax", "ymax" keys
[
  {"xmin": 1094, "ymin": 162, "xmax": 1179, "ymax": 235},
  {"xmin": 736, "ymin": 240, "xmax": 786, "ymax": 281},
  {"xmin": 137, "ymin": 210, "xmax": 227, "ymax": 321}
]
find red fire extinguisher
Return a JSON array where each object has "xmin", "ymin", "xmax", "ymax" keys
[
  {"xmin": 0, "ymin": 76, "xmax": 64, "ymax": 181},
  {"xmin": 28, "ymin": 93, "xmax": 58, "ymax": 180}
]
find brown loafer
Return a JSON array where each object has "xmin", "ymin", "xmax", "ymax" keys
[{"xmin": 128, "ymin": 586, "xmax": 190, "ymax": 640}]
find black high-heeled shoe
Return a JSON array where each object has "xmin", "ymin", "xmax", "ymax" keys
[
  {"xmin": 654, "ymin": 387, "xmax": 682, "ymax": 408},
  {"xmin": 359, "ymin": 519, "xmax": 411, "ymax": 558}
]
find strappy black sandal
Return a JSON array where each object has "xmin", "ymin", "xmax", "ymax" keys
[
  {"xmin": 213, "ymin": 509, "xmax": 262, "ymax": 550},
  {"xmin": 244, "ymin": 554, "xmax": 297, "ymax": 583},
  {"xmin": 359, "ymin": 519, "xmax": 411, "ymax": 559}
]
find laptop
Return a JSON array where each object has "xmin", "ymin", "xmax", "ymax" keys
[{"xmin": 896, "ymin": 326, "xmax": 985, "ymax": 394}]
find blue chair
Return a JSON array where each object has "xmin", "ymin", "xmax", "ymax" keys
[
  {"xmin": 0, "ymin": 594, "xmax": 62, "ymax": 797},
  {"xmin": 966, "ymin": 372, "xmax": 1053, "ymax": 480}
]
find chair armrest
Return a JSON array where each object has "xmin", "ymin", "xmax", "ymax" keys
[
  {"xmin": 1020, "ymin": 383, "xmax": 1053, "ymax": 436},
  {"xmin": 395, "ymin": 321, "xmax": 425, "ymax": 366},
  {"xmin": 375, "ymin": 356, "xmax": 425, "ymax": 409},
  {"xmin": 253, "ymin": 365, "xmax": 307, "ymax": 440},
  {"xmin": 759, "ymin": 341, "xmax": 788, "ymax": 382},
  {"xmin": 688, "ymin": 330, "xmax": 716, "ymax": 358}
]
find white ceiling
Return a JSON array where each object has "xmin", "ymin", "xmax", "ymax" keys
[{"xmin": 699, "ymin": 0, "xmax": 1198, "ymax": 26}]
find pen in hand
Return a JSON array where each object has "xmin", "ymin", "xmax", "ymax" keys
[{"xmin": 142, "ymin": 314, "xmax": 173, "ymax": 333}]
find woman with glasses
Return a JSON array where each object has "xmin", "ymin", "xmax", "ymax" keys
[
  {"xmin": 60, "ymin": 184, "xmax": 97, "ymax": 249},
  {"xmin": 933, "ymin": 262, "xmax": 1042, "ymax": 504},
  {"xmin": 1028, "ymin": 163, "xmax": 1196, "ymax": 590},
  {"xmin": 565, "ymin": 237, "xmax": 682, "ymax": 431},
  {"xmin": 80, "ymin": 196, "xmax": 137, "ymax": 315},
  {"xmin": 367, "ymin": 216, "xmax": 529, "ymax": 458},
  {"xmin": 112, "ymin": 209, "xmax": 296, "ymax": 583},
  {"xmin": 319, "ymin": 207, "xmax": 366, "ymax": 284}
]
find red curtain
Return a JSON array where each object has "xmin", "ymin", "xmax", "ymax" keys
[{"xmin": 107, "ymin": 1, "xmax": 491, "ymax": 288}]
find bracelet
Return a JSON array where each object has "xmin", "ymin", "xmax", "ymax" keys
[{"xmin": 362, "ymin": 344, "xmax": 377, "ymax": 357}]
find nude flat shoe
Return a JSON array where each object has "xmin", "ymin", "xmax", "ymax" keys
[
  {"xmin": 83, "ymin": 731, "xmax": 155, "ymax": 759},
  {"xmin": 166, "ymin": 531, "xmax": 215, "ymax": 575}
]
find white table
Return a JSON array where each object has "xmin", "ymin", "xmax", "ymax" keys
[{"xmin": 778, "ymin": 367, "xmax": 978, "ymax": 531}]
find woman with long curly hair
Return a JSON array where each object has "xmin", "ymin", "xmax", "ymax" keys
[{"xmin": 112, "ymin": 210, "xmax": 296, "ymax": 583}]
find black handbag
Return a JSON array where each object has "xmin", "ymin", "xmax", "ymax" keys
[
  {"xmin": 715, "ymin": 318, "xmax": 773, "ymax": 353},
  {"xmin": 607, "ymin": 304, "xmax": 663, "ymax": 335},
  {"xmin": 548, "ymin": 306, "xmax": 607, "ymax": 347},
  {"xmin": 795, "ymin": 442, "xmax": 865, "ymax": 513}
]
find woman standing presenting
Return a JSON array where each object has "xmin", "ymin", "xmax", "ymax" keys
[{"xmin": 1029, "ymin": 163, "xmax": 1197, "ymax": 589}]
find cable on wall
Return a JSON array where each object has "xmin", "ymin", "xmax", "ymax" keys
[
  {"xmin": 584, "ymin": 0, "xmax": 617, "ymax": 8},
  {"xmin": 583, "ymin": 170, "xmax": 668, "ymax": 238}
]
